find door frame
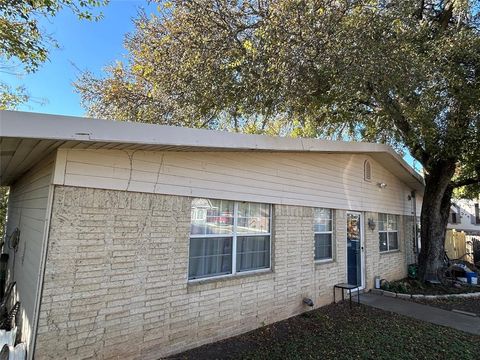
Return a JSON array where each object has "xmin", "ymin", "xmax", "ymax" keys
[{"xmin": 345, "ymin": 211, "xmax": 365, "ymax": 290}]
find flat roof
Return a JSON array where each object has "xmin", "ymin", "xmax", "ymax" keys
[{"xmin": 0, "ymin": 110, "xmax": 424, "ymax": 192}]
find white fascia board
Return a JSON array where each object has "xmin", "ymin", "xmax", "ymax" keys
[{"xmin": 1, "ymin": 110, "xmax": 383, "ymax": 152}]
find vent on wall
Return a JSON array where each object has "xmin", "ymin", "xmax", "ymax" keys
[{"xmin": 364, "ymin": 160, "xmax": 372, "ymax": 182}]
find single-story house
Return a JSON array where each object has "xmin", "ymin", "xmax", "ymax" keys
[{"xmin": 0, "ymin": 110, "xmax": 424, "ymax": 359}]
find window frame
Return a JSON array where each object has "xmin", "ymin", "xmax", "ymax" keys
[
  {"xmin": 451, "ymin": 212, "xmax": 457, "ymax": 224},
  {"xmin": 188, "ymin": 200, "xmax": 272, "ymax": 282},
  {"xmin": 313, "ymin": 208, "xmax": 334, "ymax": 262},
  {"xmin": 378, "ymin": 213, "xmax": 399, "ymax": 252},
  {"xmin": 364, "ymin": 160, "xmax": 372, "ymax": 182}
]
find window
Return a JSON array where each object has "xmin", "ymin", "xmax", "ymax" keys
[
  {"xmin": 364, "ymin": 160, "xmax": 372, "ymax": 181},
  {"xmin": 451, "ymin": 212, "xmax": 457, "ymax": 224},
  {"xmin": 378, "ymin": 213, "xmax": 399, "ymax": 252},
  {"xmin": 189, "ymin": 198, "xmax": 271, "ymax": 280},
  {"xmin": 314, "ymin": 208, "xmax": 333, "ymax": 261},
  {"xmin": 475, "ymin": 204, "xmax": 480, "ymax": 224}
]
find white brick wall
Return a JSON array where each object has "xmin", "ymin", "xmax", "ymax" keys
[
  {"xmin": 35, "ymin": 186, "xmax": 408, "ymax": 359},
  {"xmin": 364, "ymin": 212, "xmax": 408, "ymax": 289}
]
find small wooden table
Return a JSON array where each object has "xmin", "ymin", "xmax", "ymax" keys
[{"xmin": 333, "ymin": 283, "xmax": 360, "ymax": 309}]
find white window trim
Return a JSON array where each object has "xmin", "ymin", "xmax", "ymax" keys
[
  {"xmin": 314, "ymin": 208, "xmax": 334, "ymax": 262},
  {"xmin": 379, "ymin": 214, "xmax": 399, "ymax": 252},
  {"xmin": 188, "ymin": 201, "xmax": 272, "ymax": 282},
  {"xmin": 315, "ymin": 257, "xmax": 334, "ymax": 264}
]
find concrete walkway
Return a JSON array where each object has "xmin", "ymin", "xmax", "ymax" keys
[{"xmin": 360, "ymin": 292, "xmax": 480, "ymax": 335}]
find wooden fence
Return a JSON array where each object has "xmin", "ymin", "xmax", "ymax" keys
[{"xmin": 445, "ymin": 230, "xmax": 474, "ymax": 263}]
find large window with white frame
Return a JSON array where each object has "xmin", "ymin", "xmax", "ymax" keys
[
  {"xmin": 314, "ymin": 208, "xmax": 333, "ymax": 261},
  {"xmin": 189, "ymin": 198, "xmax": 271, "ymax": 280},
  {"xmin": 378, "ymin": 213, "xmax": 399, "ymax": 252}
]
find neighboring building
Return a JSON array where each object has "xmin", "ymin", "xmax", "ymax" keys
[
  {"xmin": 448, "ymin": 198, "xmax": 480, "ymax": 235},
  {"xmin": 447, "ymin": 199, "xmax": 480, "ymax": 264},
  {"xmin": 0, "ymin": 110, "xmax": 424, "ymax": 359}
]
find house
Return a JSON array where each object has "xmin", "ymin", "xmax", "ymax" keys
[
  {"xmin": 0, "ymin": 110, "xmax": 424, "ymax": 359},
  {"xmin": 448, "ymin": 198, "xmax": 480, "ymax": 236},
  {"xmin": 447, "ymin": 198, "xmax": 480, "ymax": 264}
]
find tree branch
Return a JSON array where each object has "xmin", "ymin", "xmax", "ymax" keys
[
  {"xmin": 438, "ymin": 1, "xmax": 453, "ymax": 30},
  {"xmin": 368, "ymin": 84, "xmax": 430, "ymax": 165},
  {"xmin": 416, "ymin": 0, "xmax": 425, "ymax": 20},
  {"xmin": 198, "ymin": 112, "xmax": 217, "ymax": 128},
  {"xmin": 451, "ymin": 177, "xmax": 480, "ymax": 189}
]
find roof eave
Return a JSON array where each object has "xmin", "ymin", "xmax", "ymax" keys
[{"xmin": 0, "ymin": 110, "xmax": 425, "ymax": 192}]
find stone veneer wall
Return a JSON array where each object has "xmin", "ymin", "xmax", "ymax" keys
[
  {"xmin": 364, "ymin": 212, "xmax": 408, "ymax": 289},
  {"xmin": 34, "ymin": 186, "xmax": 407, "ymax": 359}
]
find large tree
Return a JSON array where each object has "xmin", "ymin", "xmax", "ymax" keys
[{"xmin": 76, "ymin": 0, "xmax": 480, "ymax": 281}]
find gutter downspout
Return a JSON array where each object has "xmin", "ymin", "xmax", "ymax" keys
[{"xmin": 411, "ymin": 190, "xmax": 418, "ymax": 264}]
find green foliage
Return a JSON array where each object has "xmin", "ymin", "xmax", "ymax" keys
[
  {"xmin": 381, "ymin": 280, "xmax": 412, "ymax": 294},
  {"xmin": 0, "ymin": 0, "xmax": 108, "ymax": 72},
  {"xmin": 76, "ymin": 1, "xmax": 480, "ymax": 182},
  {"xmin": 453, "ymin": 161, "xmax": 480, "ymax": 199},
  {"xmin": 0, "ymin": 83, "xmax": 28, "ymax": 110}
]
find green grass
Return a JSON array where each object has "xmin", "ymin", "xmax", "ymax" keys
[{"xmin": 171, "ymin": 302, "xmax": 480, "ymax": 360}]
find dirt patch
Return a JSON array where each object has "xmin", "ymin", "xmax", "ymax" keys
[{"xmin": 168, "ymin": 302, "xmax": 480, "ymax": 360}]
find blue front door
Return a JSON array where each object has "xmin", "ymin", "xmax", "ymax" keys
[{"xmin": 347, "ymin": 212, "xmax": 362, "ymax": 286}]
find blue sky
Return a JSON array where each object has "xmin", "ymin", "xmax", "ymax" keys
[{"xmin": 3, "ymin": 0, "xmax": 157, "ymax": 117}]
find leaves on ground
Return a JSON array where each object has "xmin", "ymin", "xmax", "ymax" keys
[{"xmin": 170, "ymin": 302, "xmax": 480, "ymax": 360}]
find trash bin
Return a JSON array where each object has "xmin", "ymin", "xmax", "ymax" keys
[
  {"xmin": 466, "ymin": 272, "xmax": 478, "ymax": 285},
  {"xmin": 408, "ymin": 264, "xmax": 418, "ymax": 279}
]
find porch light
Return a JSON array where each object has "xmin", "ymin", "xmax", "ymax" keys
[
  {"xmin": 377, "ymin": 182, "xmax": 387, "ymax": 189},
  {"xmin": 368, "ymin": 218, "xmax": 376, "ymax": 231}
]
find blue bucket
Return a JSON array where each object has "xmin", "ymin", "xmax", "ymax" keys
[{"xmin": 466, "ymin": 272, "xmax": 477, "ymax": 285}]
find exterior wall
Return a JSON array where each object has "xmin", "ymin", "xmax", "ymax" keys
[
  {"xmin": 447, "ymin": 198, "xmax": 480, "ymax": 235},
  {"xmin": 364, "ymin": 212, "xmax": 408, "ymax": 289},
  {"xmin": 53, "ymin": 149, "xmax": 415, "ymax": 215},
  {"xmin": 35, "ymin": 186, "xmax": 408, "ymax": 359},
  {"xmin": 4, "ymin": 156, "xmax": 54, "ymax": 351},
  {"xmin": 415, "ymin": 194, "xmax": 423, "ymax": 217},
  {"xmin": 315, "ymin": 209, "xmax": 347, "ymax": 300},
  {"xmin": 404, "ymin": 215, "xmax": 418, "ymax": 265}
]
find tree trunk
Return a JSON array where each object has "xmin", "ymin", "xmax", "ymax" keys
[{"xmin": 418, "ymin": 160, "xmax": 456, "ymax": 282}]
